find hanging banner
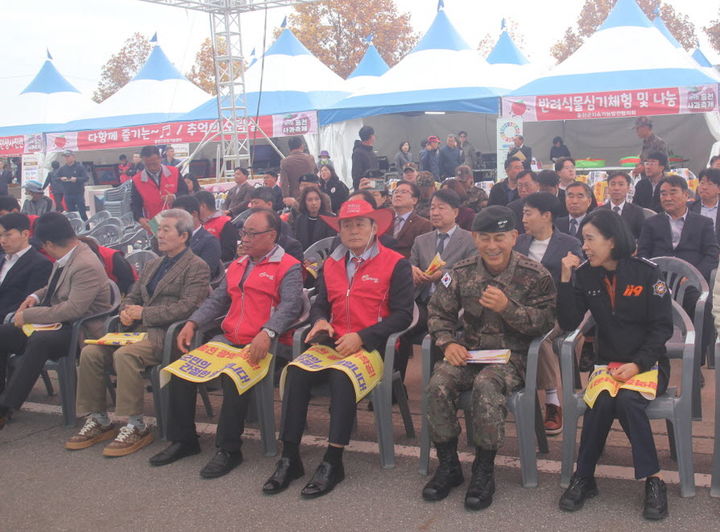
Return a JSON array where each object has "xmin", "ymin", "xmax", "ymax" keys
[
  {"xmin": 0, "ymin": 134, "xmax": 43, "ymax": 157},
  {"xmin": 502, "ymin": 84, "xmax": 719, "ymax": 122},
  {"xmin": 496, "ymin": 116, "xmax": 523, "ymax": 181},
  {"xmin": 46, "ymin": 111, "xmax": 318, "ymax": 153}
]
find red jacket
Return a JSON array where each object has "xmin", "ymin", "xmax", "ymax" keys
[
  {"xmin": 222, "ymin": 249, "xmax": 300, "ymax": 346},
  {"xmin": 97, "ymin": 245, "xmax": 138, "ymax": 283},
  {"xmin": 132, "ymin": 165, "xmax": 180, "ymax": 219},
  {"xmin": 203, "ymin": 213, "xmax": 231, "ymax": 239},
  {"xmin": 322, "ymin": 242, "xmax": 403, "ymax": 339}
]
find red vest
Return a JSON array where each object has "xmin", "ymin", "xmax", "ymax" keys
[
  {"xmin": 203, "ymin": 214, "xmax": 231, "ymax": 239},
  {"xmin": 132, "ymin": 165, "xmax": 180, "ymax": 219},
  {"xmin": 322, "ymin": 242, "xmax": 403, "ymax": 339},
  {"xmin": 222, "ymin": 250, "xmax": 300, "ymax": 346},
  {"xmin": 97, "ymin": 245, "xmax": 138, "ymax": 283}
]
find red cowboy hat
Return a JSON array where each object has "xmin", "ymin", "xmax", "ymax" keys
[{"xmin": 320, "ymin": 199, "xmax": 393, "ymax": 235}]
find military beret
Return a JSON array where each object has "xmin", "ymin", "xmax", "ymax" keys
[{"xmin": 471, "ymin": 206, "xmax": 517, "ymax": 233}]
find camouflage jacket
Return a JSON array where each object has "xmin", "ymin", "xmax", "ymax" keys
[
  {"xmin": 428, "ymin": 251, "xmax": 556, "ymax": 360},
  {"xmin": 639, "ymin": 133, "xmax": 668, "ymax": 161},
  {"xmin": 466, "ymin": 185, "xmax": 488, "ymax": 213}
]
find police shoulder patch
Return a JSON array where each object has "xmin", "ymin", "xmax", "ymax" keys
[
  {"xmin": 652, "ymin": 280, "xmax": 668, "ymax": 297},
  {"xmin": 441, "ymin": 272, "xmax": 452, "ymax": 288}
]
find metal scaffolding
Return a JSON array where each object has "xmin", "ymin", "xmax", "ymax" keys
[{"xmin": 139, "ymin": 0, "xmax": 318, "ymax": 176}]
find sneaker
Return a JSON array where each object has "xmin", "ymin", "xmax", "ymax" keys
[
  {"xmin": 102, "ymin": 425, "xmax": 154, "ymax": 457},
  {"xmin": 643, "ymin": 477, "xmax": 668, "ymax": 520},
  {"xmin": 65, "ymin": 418, "xmax": 118, "ymax": 450},
  {"xmin": 544, "ymin": 404, "xmax": 563, "ymax": 435},
  {"xmin": 559, "ymin": 474, "xmax": 598, "ymax": 512}
]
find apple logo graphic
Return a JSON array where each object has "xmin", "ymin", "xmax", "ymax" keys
[
  {"xmin": 511, "ymin": 100, "xmax": 526, "ymax": 117},
  {"xmin": 54, "ymin": 136, "xmax": 67, "ymax": 149}
]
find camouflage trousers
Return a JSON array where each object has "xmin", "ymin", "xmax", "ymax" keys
[{"xmin": 426, "ymin": 360, "xmax": 524, "ymax": 450}]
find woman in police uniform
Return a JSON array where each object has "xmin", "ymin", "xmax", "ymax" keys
[{"xmin": 557, "ymin": 209, "xmax": 673, "ymax": 521}]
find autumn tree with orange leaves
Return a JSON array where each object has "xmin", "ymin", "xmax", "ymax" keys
[{"xmin": 93, "ymin": 33, "xmax": 151, "ymax": 103}]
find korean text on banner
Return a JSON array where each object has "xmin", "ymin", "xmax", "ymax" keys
[
  {"xmin": 583, "ymin": 364, "xmax": 658, "ymax": 408},
  {"xmin": 161, "ymin": 341, "xmax": 273, "ymax": 395},
  {"xmin": 279, "ymin": 345, "xmax": 383, "ymax": 403}
]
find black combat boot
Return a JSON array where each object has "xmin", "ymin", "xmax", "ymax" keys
[
  {"xmin": 422, "ymin": 439, "xmax": 464, "ymax": 501},
  {"xmin": 465, "ymin": 448, "xmax": 496, "ymax": 511},
  {"xmin": 643, "ymin": 476, "xmax": 668, "ymax": 520}
]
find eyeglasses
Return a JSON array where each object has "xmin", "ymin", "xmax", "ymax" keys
[
  {"xmin": 392, "ymin": 189, "xmax": 412, "ymax": 196},
  {"xmin": 238, "ymin": 229, "xmax": 273, "ymax": 241}
]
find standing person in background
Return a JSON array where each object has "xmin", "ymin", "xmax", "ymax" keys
[
  {"xmin": 281, "ymin": 137, "xmax": 317, "ymax": 199},
  {"xmin": 351, "ymin": 126, "xmax": 378, "ymax": 191},
  {"xmin": 0, "ymin": 159, "xmax": 14, "ymax": 196},
  {"xmin": 57, "ymin": 150, "xmax": 90, "ymax": 221},
  {"xmin": 20, "ymin": 180, "xmax": 53, "ymax": 217},
  {"xmin": 488, "ymin": 157, "xmax": 523, "ymax": 206},
  {"xmin": 394, "ymin": 141, "xmax": 413, "ymax": 171},
  {"xmin": 43, "ymin": 161, "xmax": 64, "ymax": 211},
  {"xmin": 118, "ymin": 155, "xmax": 131, "ymax": 183},
  {"xmin": 439, "ymin": 135, "xmax": 463, "ymax": 180},
  {"xmin": 635, "ymin": 117, "xmax": 668, "ymax": 163},
  {"xmin": 263, "ymin": 172, "xmax": 285, "ymax": 212},
  {"xmin": 163, "ymin": 146, "xmax": 181, "ymax": 167},
  {"xmin": 458, "ymin": 131, "xmax": 477, "ymax": 169},
  {"xmin": 507, "ymin": 135, "xmax": 532, "ymax": 170},
  {"xmin": 550, "ymin": 137, "xmax": 571, "ymax": 163},
  {"xmin": 421, "ymin": 136, "xmax": 441, "ymax": 181},
  {"xmin": 224, "ymin": 167, "xmax": 254, "ymax": 218},
  {"xmin": 318, "ymin": 164, "xmax": 348, "ymax": 214}
]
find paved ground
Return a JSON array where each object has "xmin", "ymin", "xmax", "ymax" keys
[{"xmin": 2, "ymin": 353, "xmax": 719, "ymax": 531}]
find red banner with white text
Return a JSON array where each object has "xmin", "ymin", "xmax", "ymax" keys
[
  {"xmin": 502, "ymin": 85, "xmax": 718, "ymax": 122},
  {"xmin": 0, "ymin": 134, "xmax": 43, "ymax": 156},
  {"xmin": 45, "ymin": 111, "xmax": 318, "ymax": 152}
]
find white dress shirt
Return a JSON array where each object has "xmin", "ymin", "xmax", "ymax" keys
[{"xmin": 0, "ymin": 245, "xmax": 32, "ymax": 285}]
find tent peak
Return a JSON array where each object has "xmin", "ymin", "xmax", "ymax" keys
[
  {"xmin": 265, "ymin": 28, "xmax": 312, "ymax": 57},
  {"xmin": 21, "ymin": 59, "xmax": 80, "ymax": 95},
  {"xmin": 347, "ymin": 44, "xmax": 389, "ymax": 79},
  {"xmin": 133, "ymin": 45, "xmax": 185, "ymax": 82},
  {"xmin": 598, "ymin": 0, "xmax": 652, "ymax": 32},
  {"xmin": 412, "ymin": 9, "xmax": 471, "ymax": 53},
  {"xmin": 486, "ymin": 30, "xmax": 529, "ymax": 65}
]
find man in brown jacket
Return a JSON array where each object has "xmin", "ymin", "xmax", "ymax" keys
[
  {"xmin": 67, "ymin": 208, "xmax": 211, "ymax": 457},
  {"xmin": 224, "ymin": 167, "xmax": 254, "ymax": 218},
  {"xmin": 280, "ymin": 136, "xmax": 316, "ymax": 198},
  {"xmin": 0, "ymin": 212, "xmax": 113, "ymax": 429}
]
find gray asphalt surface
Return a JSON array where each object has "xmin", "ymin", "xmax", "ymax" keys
[{"xmin": 1, "ymin": 410, "xmax": 718, "ymax": 532}]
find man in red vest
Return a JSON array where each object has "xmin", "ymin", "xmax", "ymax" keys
[
  {"xmin": 196, "ymin": 190, "xmax": 238, "ymax": 263},
  {"xmin": 263, "ymin": 199, "xmax": 414, "ymax": 499},
  {"xmin": 130, "ymin": 145, "xmax": 188, "ymax": 233},
  {"xmin": 149, "ymin": 208, "xmax": 304, "ymax": 479}
]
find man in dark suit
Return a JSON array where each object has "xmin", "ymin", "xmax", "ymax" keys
[
  {"xmin": 507, "ymin": 170, "xmax": 540, "ymax": 234},
  {"xmin": 388, "ymin": 180, "xmax": 432, "ymax": 258},
  {"xmin": 488, "ymin": 157, "xmax": 523, "ymax": 206},
  {"xmin": 507, "ymin": 135, "xmax": 532, "ymax": 170},
  {"xmin": 173, "ymin": 195, "xmax": 222, "ymax": 278},
  {"xmin": 688, "ymin": 168, "xmax": 720, "ymax": 244},
  {"xmin": 556, "ymin": 181, "xmax": 594, "ymax": 243},
  {"xmin": 514, "ymin": 192, "xmax": 583, "ymax": 435},
  {"xmin": 598, "ymin": 171, "xmax": 646, "ymax": 240},
  {"xmin": 538, "ymin": 169, "xmax": 568, "ymax": 218},
  {"xmin": 638, "ymin": 176, "xmax": 719, "ymax": 360},
  {"xmin": 402, "ymin": 189, "xmax": 477, "ymax": 380},
  {"xmin": 632, "ymin": 151, "xmax": 667, "ymax": 213}
]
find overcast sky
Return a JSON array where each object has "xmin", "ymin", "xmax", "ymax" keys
[{"xmin": 0, "ymin": 0, "xmax": 717, "ymax": 100}]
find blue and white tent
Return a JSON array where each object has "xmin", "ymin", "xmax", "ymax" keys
[
  {"xmin": 61, "ymin": 37, "xmax": 210, "ymax": 131},
  {"xmin": 319, "ymin": 9, "xmax": 503, "ymax": 125},
  {"xmin": 653, "ymin": 16, "xmax": 720, "ymax": 81},
  {"xmin": 0, "ymin": 54, "xmax": 97, "ymax": 137},
  {"xmin": 510, "ymin": 0, "xmax": 719, "ymax": 97},
  {"xmin": 484, "ymin": 29, "xmax": 544, "ymax": 91},
  {"xmin": 180, "ymin": 29, "xmax": 349, "ymax": 121},
  {"xmin": 344, "ymin": 43, "xmax": 389, "ymax": 93}
]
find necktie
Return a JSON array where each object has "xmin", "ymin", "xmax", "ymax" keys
[
  {"xmin": 613, "ymin": 206, "xmax": 621, "ymax": 215},
  {"xmin": 569, "ymin": 218, "xmax": 578, "ymax": 236},
  {"xmin": 42, "ymin": 266, "xmax": 64, "ymax": 306},
  {"xmin": 393, "ymin": 215, "xmax": 404, "ymax": 238},
  {"xmin": 437, "ymin": 233, "xmax": 449, "ymax": 255}
]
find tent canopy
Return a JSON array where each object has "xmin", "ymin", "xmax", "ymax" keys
[
  {"xmin": 319, "ymin": 9, "xmax": 503, "ymax": 125},
  {"xmin": 181, "ymin": 28, "xmax": 349, "ymax": 121},
  {"xmin": 0, "ymin": 56, "xmax": 97, "ymax": 136},
  {"xmin": 344, "ymin": 44, "xmax": 389, "ymax": 94}
]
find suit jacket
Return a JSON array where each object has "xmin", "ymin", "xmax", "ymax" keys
[
  {"xmin": 410, "ymin": 227, "xmax": 477, "ymax": 301},
  {"xmin": 598, "ymin": 201, "xmax": 646, "ymax": 240},
  {"xmin": 25, "ymin": 242, "xmax": 113, "ymax": 339},
  {"xmin": 637, "ymin": 211, "xmax": 720, "ymax": 281},
  {"xmin": 514, "ymin": 230, "xmax": 583, "ymax": 286},
  {"xmin": 633, "ymin": 177, "xmax": 662, "ymax": 213},
  {"xmin": 688, "ymin": 199, "xmax": 720, "ymax": 244},
  {"xmin": 556, "ymin": 215, "xmax": 588, "ymax": 244},
  {"xmin": 507, "ymin": 198, "xmax": 526, "ymax": 233},
  {"xmin": 190, "ymin": 226, "xmax": 221, "ymax": 278},
  {"xmin": 391, "ymin": 211, "xmax": 433, "ymax": 258},
  {"xmin": 122, "ymin": 248, "xmax": 210, "ymax": 352},
  {"xmin": 556, "ymin": 189, "xmax": 568, "ymax": 217},
  {"xmin": 224, "ymin": 182, "xmax": 255, "ymax": 217},
  {"xmin": 507, "ymin": 145, "xmax": 532, "ymax": 169},
  {"xmin": 0, "ymin": 247, "xmax": 52, "ymax": 321}
]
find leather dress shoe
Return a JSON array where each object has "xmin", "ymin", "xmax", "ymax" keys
[
  {"xmin": 559, "ymin": 474, "xmax": 598, "ymax": 512},
  {"xmin": 149, "ymin": 441, "xmax": 201, "ymax": 466},
  {"xmin": 643, "ymin": 477, "xmax": 668, "ymax": 520},
  {"xmin": 300, "ymin": 461, "xmax": 344, "ymax": 499},
  {"xmin": 200, "ymin": 449, "xmax": 243, "ymax": 479},
  {"xmin": 263, "ymin": 457, "xmax": 305, "ymax": 494}
]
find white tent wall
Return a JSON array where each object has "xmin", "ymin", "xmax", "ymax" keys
[{"xmin": 305, "ymin": 118, "xmax": 363, "ymax": 187}]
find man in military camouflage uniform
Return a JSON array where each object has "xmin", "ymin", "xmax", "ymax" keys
[
  {"xmin": 422, "ymin": 206, "xmax": 556, "ymax": 511},
  {"xmin": 635, "ymin": 117, "xmax": 668, "ymax": 162}
]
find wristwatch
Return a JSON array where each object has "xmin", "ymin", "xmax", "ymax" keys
[{"xmin": 262, "ymin": 328, "xmax": 277, "ymax": 339}]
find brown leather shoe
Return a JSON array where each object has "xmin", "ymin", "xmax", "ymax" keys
[
  {"xmin": 66, "ymin": 417, "xmax": 118, "ymax": 450},
  {"xmin": 103, "ymin": 425, "xmax": 154, "ymax": 457},
  {"xmin": 544, "ymin": 404, "xmax": 563, "ymax": 435}
]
